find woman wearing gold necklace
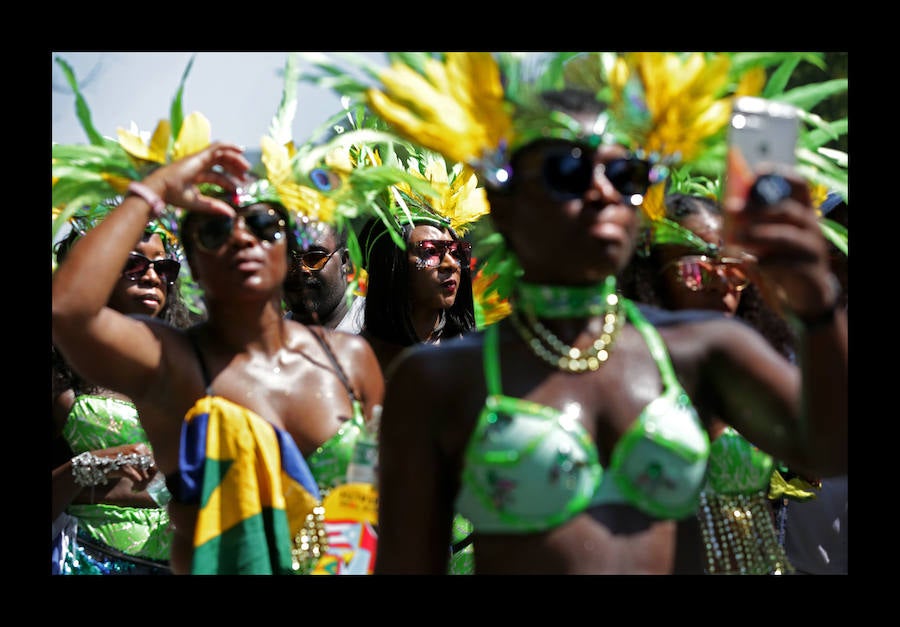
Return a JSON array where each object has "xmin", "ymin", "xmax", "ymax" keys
[{"xmin": 305, "ymin": 52, "xmax": 848, "ymax": 574}]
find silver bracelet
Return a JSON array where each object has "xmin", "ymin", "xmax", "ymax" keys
[{"xmin": 70, "ymin": 451, "xmax": 154, "ymax": 487}]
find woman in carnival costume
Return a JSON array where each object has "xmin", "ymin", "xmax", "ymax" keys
[
  {"xmin": 355, "ymin": 148, "xmax": 485, "ymax": 377},
  {"xmin": 302, "ymin": 51, "xmax": 848, "ymax": 574},
  {"xmin": 621, "ymin": 153, "xmax": 846, "ymax": 574},
  {"xmin": 292, "ymin": 92, "xmax": 495, "ymax": 573},
  {"xmin": 51, "ymin": 58, "xmax": 204, "ymax": 575},
  {"xmin": 51, "ymin": 53, "xmax": 400, "ymax": 575},
  {"xmin": 621, "ymin": 185, "xmax": 796, "ymax": 574},
  {"xmin": 51, "ymin": 204, "xmax": 193, "ymax": 575}
]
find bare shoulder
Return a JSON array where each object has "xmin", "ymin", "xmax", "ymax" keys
[
  {"xmin": 389, "ymin": 330, "xmax": 486, "ymax": 389},
  {"xmin": 313, "ymin": 327, "xmax": 381, "ymax": 366}
]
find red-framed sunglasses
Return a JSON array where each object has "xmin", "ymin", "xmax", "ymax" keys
[{"xmin": 412, "ymin": 239, "xmax": 472, "ymax": 269}]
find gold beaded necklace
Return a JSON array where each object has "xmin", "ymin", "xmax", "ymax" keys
[{"xmin": 509, "ymin": 277, "xmax": 625, "ymax": 373}]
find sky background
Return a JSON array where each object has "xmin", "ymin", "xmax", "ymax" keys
[{"xmin": 51, "ymin": 52, "xmax": 389, "ymax": 156}]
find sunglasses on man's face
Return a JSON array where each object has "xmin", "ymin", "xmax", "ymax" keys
[
  {"xmin": 520, "ymin": 141, "xmax": 657, "ymax": 204},
  {"xmin": 193, "ymin": 207, "xmax": 287, "ymax": 253},
  {"xmin": 291, "ymin": 248, "xmax": 340, "ymax": 272},
  {"xmin": 663, "ymin": 255, "xmax": 749, "ymax": 293},
  {"xmin": 412, "ymin": 239, "xmax": 472, "ymax": 269},
  {"xmin": 122, "ymin": 252, "xmax": 181, "ymax": 285}
]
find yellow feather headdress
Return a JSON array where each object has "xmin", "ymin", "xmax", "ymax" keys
[
  {"xmin": 52, "ymin": 55, "xmax": 211, "ymax": 242},
  {"xmin": 298, "ymin": 52, "xmax": 847, "ymax": 315}
]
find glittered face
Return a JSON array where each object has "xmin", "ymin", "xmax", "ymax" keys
[{"xmin": 406, "ymin": 224, "xmax": 464, "ymax": 312}]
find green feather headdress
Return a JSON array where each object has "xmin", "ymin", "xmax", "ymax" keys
[
  {"xmin": 299, "ymin": 52, "xmax": 847, "ymax": 325},
  {"xmin": 52, "ymin": 54, "xmax": 211, "ymax": 241}
]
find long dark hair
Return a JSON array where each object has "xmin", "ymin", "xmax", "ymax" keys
[{"xmin": 359, "ymin": 215, "xmax": 476, "ymax": 347}]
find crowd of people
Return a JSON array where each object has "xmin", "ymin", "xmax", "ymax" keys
[{"xmin": 51, "ymin": 51, "xmax": 847, "ymax": 575}]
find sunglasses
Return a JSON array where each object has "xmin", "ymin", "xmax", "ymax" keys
[
  {"xmin": 663, "ymin": 255, "xmax": 749, "ymax": 292},
  {"xmin": 122, "ymin": 252, "xmax": 181, "ymax": 285},
  {"xmin": 412, "ymin": 239, "xmax": 472, "ymax": 269},
  {"xmin": 193, "ymin": 207, "xmax": 287, "ymax": 253},
  {"xmin": 519, "ymin": 141, "xmax": 660, "ymax": 203},
  {"xmin": 292, "ymin": 248, "xmax": 340, "ymax": 272}
]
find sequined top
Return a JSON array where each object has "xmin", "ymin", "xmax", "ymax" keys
[
  {"xmin": 62, "ymin": 394, "xmax": 172, "ymax": 561},
  {"xmin": 455, "ymin": 299, "xmax": 711, "ymax": 533},
  {"xmin": 705, "ymin": 426, "xmax": 774, "ymax": 495},
  {"xmin": 307, "ymin": 400, "xmax": 368, "ymax": 493}
]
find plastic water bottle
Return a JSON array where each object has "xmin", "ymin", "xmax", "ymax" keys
[
  {"xmin": 345, "ymin": 404, "xmax": 381, "ymax": 486},
  {"xmin": 146, "ymin": 472, "xmax": 172, "ymax": 506}
]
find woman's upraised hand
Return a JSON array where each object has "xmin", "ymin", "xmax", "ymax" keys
[{"xmin": 144, "ymin": 142, "xmax": 252, "ymax": 217}]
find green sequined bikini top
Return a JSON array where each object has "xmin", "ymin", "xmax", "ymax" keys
[
  {"xmin": 63, "ymin": 393, "xmax": 147, "ymax": 453},
  {"xmin": 454, "ymin": 298, "xmax": 711, "ymax": 533}
]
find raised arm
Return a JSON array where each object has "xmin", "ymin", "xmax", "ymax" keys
[
  {"xmin": 716, "ymin": 172, "xmax": 847, "ymax": 476},
  {"xmin": 52, "ymin": 143, "xmax": 251, "ymax": 402}
]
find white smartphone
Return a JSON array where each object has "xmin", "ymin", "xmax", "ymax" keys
[{"xmin": 728, "ymin": 96, "xmax": 799, "ymax": 172}]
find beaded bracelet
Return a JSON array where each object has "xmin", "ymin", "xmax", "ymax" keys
[
  {"xmin": 70, "ymin": 451, "xmax": 154, "ymax": 487},
  {"xmin": 126, "ymin": 182, "xmax": 167, "ymax": 218}
]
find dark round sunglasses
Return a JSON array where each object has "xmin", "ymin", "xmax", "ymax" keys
[
  {"xmin": 122, "ymin": 252, "xmax": 181, "ymax": 285},
  {"xmin": 522, "ymin": 140, "xmax": 661, "ymax": 203},
  {"xmin": 291, "ymin": 248, "xmax": 340, "ymax": 272},
  {"xmin": 193, "ymin": 207, "xmax": 287, "ymax": 253},
  {"xmin": 412, "ymin": 239, "xmax": 472, "ymax": 269}
]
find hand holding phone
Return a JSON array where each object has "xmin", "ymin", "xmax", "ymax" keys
[{"xmin": 723, "ymin": 96, "xmax": 800, "ymax": 254}]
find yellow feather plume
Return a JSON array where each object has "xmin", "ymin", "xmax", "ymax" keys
[
  {"xmin": 608, "ymin": 53, "xmax": 744, "ymax": 164},
  {"xmin": 117, "ymin": 113, "xmax": 212, "ymax": 165},
  {"xmin": 261, "ymin": 136, "xmax": 336, "ymax": 223},
  {"xmin": 173, "ymin": 112, "xmax": 212, "ymax": 160},
  {"xmin": 367, "ymin": 53, "xmax": 513, "ymax": 167}
]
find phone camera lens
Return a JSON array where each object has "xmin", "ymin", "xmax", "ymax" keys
[{"xmin": 749, "ymin": 174, "xmax": 791, "ymax": 206}]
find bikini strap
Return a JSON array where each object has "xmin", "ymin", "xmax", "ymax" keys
[
  {"xmin": 308, "ymin": 328, "xmax": 359, "ymax": 402},
  {"xmin": 621, "ymin": 297, "xmax": 680, "ymax": 393},
  {"xmin": 188, "ymin": 329, "xmax": 214, "ymax": 395},
  {"xmin": 483, "ymin": 324, "xmax": 503, "ymax": 396}
]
